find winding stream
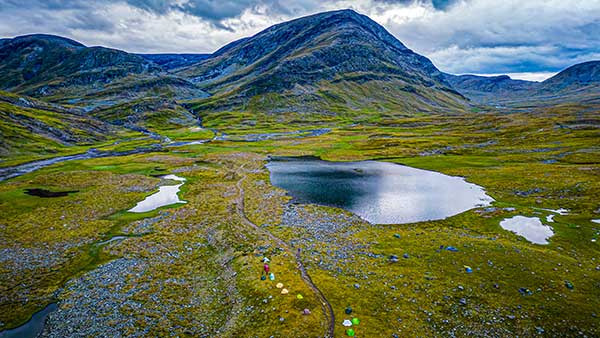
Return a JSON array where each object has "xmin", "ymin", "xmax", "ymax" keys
[
  {"xmin": 0, "ymin": 303, "xmax": 57, "ymax": 338},
  {"xmin": 0, "ymin": 129, "xmax": 333, "ymax": 182},
  {"xmin": 0, "ymin": 146, "xmax": 162, "ymax": 182}
]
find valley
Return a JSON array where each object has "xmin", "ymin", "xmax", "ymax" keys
[{"xmin": 0, "ymin": 8, "xmax": 599, "ymax": 338}]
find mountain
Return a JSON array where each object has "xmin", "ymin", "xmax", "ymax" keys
[
  {"xmin": 0, "ymin": 34, "xmax": 207, "ymax": 107},
  {"xmin": 1, "ymin": 14, "xmax": 597, "ymax": 118},
  {"xmin": 0, "ymin": 34, "xmax": 159, "ymax": 95},
  {"xmin": 446, "ymin": 61, "xmax": 600, "ymax": 105},
  {"xmin": 138, "ymin": 54, "xmax": 210, "ymax": 70},
  {"xmin": 178, "ymin": 9, "xmax": 468, "ymax": 113}
]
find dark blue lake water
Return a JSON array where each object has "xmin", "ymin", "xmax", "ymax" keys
[{"xmin": 266, "ymin": 157, "xmax": 493, "ymax": 224}]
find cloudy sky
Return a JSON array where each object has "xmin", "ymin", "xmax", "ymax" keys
[{"xmin": 1, "ymin": 0, "xmax": 599, "ymax": 80}]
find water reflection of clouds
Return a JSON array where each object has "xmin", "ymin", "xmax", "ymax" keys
[
  {"xmin": 129, "ymin": 174, "xmax": 187, "ymax": 213},
  {"xmin": 267, "ymin": 159, "xmax": 493, "ymax": 224},
  {"xmin": 500, "ymin": 216, "xmax": 554, "ymax": 244}
]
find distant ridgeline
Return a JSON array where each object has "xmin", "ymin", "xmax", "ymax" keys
[{"xmin": 0, "ymin": 10, "xmax": 598, "ymax": 153}]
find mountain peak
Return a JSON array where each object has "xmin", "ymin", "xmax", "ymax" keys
[
  {"xmin": 179, "ymin": 9, "xmax": 461, "ymax": 113},
  {"xmin": 3, "ymin": 34, "xmax": 85, "ymax": 48},
  {"xmin": 542, "ymin": 60, "xmax": 600, "ymax": 88},
  {"xmin": 261, "ymin": 9, "xmax": 409, "ymax": 52},
  {"xmin": 181, "ymin": 9, "xmax": 426, "ymax": 88}
]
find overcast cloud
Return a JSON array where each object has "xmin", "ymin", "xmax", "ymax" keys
[{"xmin": 1, "ymin": 0, "xmax": 598, "ymax": 80}]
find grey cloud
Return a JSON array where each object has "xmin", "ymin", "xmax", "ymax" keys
[
  {"xmin": 123, "ymin": 0, "xmax": 288, "ymax": 23},
  {"xmin": 124, "ymin": 0, "xmax": 172, "ymax": 13},
  {"xmin": 177, "ymin": 0, "xmax": 257, "ymax": 20},
  {"xmin": 372, "ymin": 0, "xmax": 460, "ymax": 10},
  {"xmin": 383, "ymin": 0, "xmax": 600, "ymax": 73}
]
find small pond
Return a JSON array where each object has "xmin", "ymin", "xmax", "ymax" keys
[
  {"xmin": 24, "ymin": 188, "xmax": 78, "ymax": 198},
  {"xmin": 499, "ymin": 215, "xmax": 554, "ymax": 244},
  {"xmin": 266, "ymin": 157, "xmax": 494, "ymax": 224},
  {"xmin": 128, "ymin": 174, "xmax": 187, "ymax": 213}
]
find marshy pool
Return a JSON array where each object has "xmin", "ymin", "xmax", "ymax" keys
[
  {"xmin": 266, "ymin": 157, "xmax": 494, "ymax": 224},
  {"xmin": 128, "ymin": 174, "xmax": 187, "ymax": 213},
  {"xmin": 499, "ymin": 215, "xmax": 554, "ymax": 244}
]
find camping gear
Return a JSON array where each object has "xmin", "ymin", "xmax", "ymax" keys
[
  {"xmin": 565, "ymin": 280, "xmax": 574, "ymax": 289},
  {"xmin": 260, "ymin": 275, "xmax": 266, "ymax": 281},
  {"xmin": 264, "ymin": 264, "xmax": 270, "ymax": 273},
  {"xmin": 342, "ymin": 319, "xmax": 352, "ymax": 327},
  {"xmin": 345, "ymin": 307, "xmax": 352, "ymax": 314},
  {"xmin": 303, "ymin": 308, "xmax": 311, "ymax": 315},
  {"xmin": 352, "ymin": 317, "xmax": 360, "ymax": 325},
  {"xmin": 464, "ymin": 265, "xmax": 473, "ymax": 273},
  {"xmin": 281, "ymin": 288, "xmax": 289, "ymax": 295},
  {"xmin": 296, "ymin": 294, "xmax": 303, "ymax": 300},
  {"xmin": 269, "ymin": 273, "xmax": 275, "ymax": 281},
  {"xmin": 446, "ymin": 246, "xmax": 459, "ymax": 252},
  {"xmin": 262, "ymin": 257, "xmax": 270, "ymax": 263},
  {"xmin": 276, "ymin": 283, "xmax": 284, "ymax": 289},
  {"xmin": 346, "ymin": 328, "xmax": 355, "ymax": 336},
  {"xmin": 519, "ymin": 287, "xmax": 533, "ymax": 296}
]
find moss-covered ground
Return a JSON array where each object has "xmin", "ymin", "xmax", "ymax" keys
[{"xmin": 0, "ymin": 103, "xmax": 598, "ymax": 336}]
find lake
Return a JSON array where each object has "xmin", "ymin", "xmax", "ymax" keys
[{"xmin": 266, "ymin": 157, "xmax": 494, "ymax": 224}]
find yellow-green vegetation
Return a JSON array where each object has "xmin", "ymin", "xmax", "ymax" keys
[
  {"xmin": 0, "ymin": 91, "xmax": 160, "ymax": 167},
  {"xmin": 0, "ymin": 102, "xmax": 598, "ymax": 336},
  {"xmin": 90, "ymin": 98, "xmax": 203, "ymax": 136}
]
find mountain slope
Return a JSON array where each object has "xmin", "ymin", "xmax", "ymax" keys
[
  {"xmin": 179, "ymin": 9, "xmax": 468, "ymax": 113},
  {"xmin": 138, "ymin": 54, "xmax": 210, "ymax": 70},
  {"xmin": 444, "ymin": 74, "xmax": 537, "ymax": 102},
  {"xmin": 539, "ymin": 61, "xmax": 600, "ymax": 91},
  {"xmin": 0, "ymin": 90, "xmax": 118, "ymax": 160},
  {"xmin": 90, "ymin": 97, "xmax": 200, "ymax": 134}
]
